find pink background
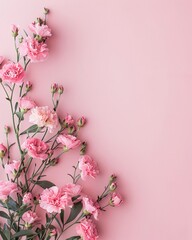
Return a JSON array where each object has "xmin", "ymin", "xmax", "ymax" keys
[{"xmin": 1, "ymin": 0, "xmax": 192, "ymax": 239}]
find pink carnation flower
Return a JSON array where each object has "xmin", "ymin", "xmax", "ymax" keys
[
  {"xmin": 83, "ymin": 197, "xmax": 99, "ymax": 220},
  {"xmin": 0, "ymin": 180, "xmax": 17, "ymax": 201},
  {"xmin": 22, "ymin": 210, "xmax": 38, "ymax": 225},
  {"xmin": 5, "ymin": 160, "xmax": 20, "ymax": 176},
  {"xmin": 19, "ymin": 37, "xmax": 49, "ymax": 62},
  {"xmin": 78, "ymin": 155, "xmax": 99, "ymax": 180},
  {"xmin": 40, "ymin": 186, "xmax": 73, "ymax": 213},
  {"xmin": 76, "ymin": 218, "xmax": 99, "ymax": 240},
  {"xmin": 29, "ymin": 22, "xmax": 52, "ymax": 38},
  {"xmin": 62, "ymin": 183, "xmax": 82, "ymax": 197},
  {"xmin": 19, "ymin": 96, "xmax": 36, "ymax": 111},
  {"xmin": 57, "ymin": 134, "xmax": 81, "ymax": 151},
  {"xmin": 0, "ymin": 62, "xmax": 25, "ymax": 84},
  {"xmin": 22, "ymin": 138, "xmax": 48, "ymax": 160},
  {"xmin": 23, "ymin": 192, "xmax": 33, "ymax": 205},
  {"xmin": 29, "ymin": 106, "xmax": 58, "ymax": 133}
]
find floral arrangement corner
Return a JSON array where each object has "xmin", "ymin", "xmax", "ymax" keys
[{"xmin": 0, "ymin": 8, "xmax": 123, "ymax": 240}]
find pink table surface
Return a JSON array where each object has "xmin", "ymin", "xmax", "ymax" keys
[{"xmin": 0, "ymin": 0, "xmax": 192, "ymax": 239}]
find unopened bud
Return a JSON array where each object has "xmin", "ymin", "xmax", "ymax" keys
[
  {"xmin": 109, "ymin": 182, "xmax": 117, "ymax": 192},
  {"xmin": 11, "ymin": 24, "xmax": 19, "ymax": 37},
  {"xmin": 49, "ymin": 228, "xmax": 57, "ymax": 237},
  {"xmin": 68, "ymin": 126, "xmax": 76, "ymax": 134},
  {"xmin": 51, "ymin": 83, "xmax": 58, "ymax": 94},
  {"xmin": 25, "ymin": 81, "xmax": 32, "ymax": 92},
  {"xmin": 0, "ymin": 144, "xmax": 7, "ymax": 158},
  {"xmin": 77, "ymin": 116, "xmax": 86, "ymax": 128},
  {"xmin": 109, "ymin": 174, "xmax": 117, "ymax": 184},
  {"xmin": 58, "ymin": 85, "xmax": 64, "ymax": 95},
  {"xmin": 4, "ymin": 125, "xmax": 10, "ymax": 134},
  {"xmin": 44, "ymin": 8, "xmax": 50, "ymax": 15}
]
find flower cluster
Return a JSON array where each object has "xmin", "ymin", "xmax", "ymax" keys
[{"xmin": 0, "ymin": 9, "xmax": 122, "ymax": 240}]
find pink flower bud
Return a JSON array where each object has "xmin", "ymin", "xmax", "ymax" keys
[
  {"xmin": 51, "ymin": 83, "xmax": 58, "ymax": 94},
  {"xmin": 22, "ymin": 211, "xmax": 38, "ymax": 228},
  {"xmin": 77, "ymin": 116, "xmax": 86, "ymax": 127},
  {"xmin": 0, "ymin": 144, "xmax": 7, "ymax": 158},
  {"xmin": 11, "ymin": 24, "xmax": 19, "ymax": 37},
  {"xmin": 64, "ymin": 114, "xmax": 74, "ymax": 126},
  {"xmin": 49, "ymin": 229, "xmax": 57, "ymax": 237},
  {"xmin": 58, "ymin": 85, "xmax": 64, "ymax": 95},
  {"xmin": 25, "ymin": 81, "xmax": 32, "ymax": 92},
  {"xmin": 109, "ymin": 174, "xmax": 117, "ymax": 184},
  {"xmin": 44, "ymin": 8, "xmax": 50, "ymax": 15},
  {"xmin": 109, "ymin": 192, "xmax": 123, "ymax": 207},
  {"xmin": 4, "ymin": 125, "xmax": 10, "ymax": 134},
  {"xmin": 109, "ymin": 182, "xmax": 117, "ymax": 192}
]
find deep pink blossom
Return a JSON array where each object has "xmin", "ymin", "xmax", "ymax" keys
[
  {"xmin": 0, "ymin": 62, "xmax": 25, "ymax": 84},
  {"xmin": 22, "ymin": 138, "xmax": 48, "ymax": 160}
]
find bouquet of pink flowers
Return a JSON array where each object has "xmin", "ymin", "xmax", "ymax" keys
[{"xmin": 0, "ymin": 9, "xmax": 122, "ymax": 240}]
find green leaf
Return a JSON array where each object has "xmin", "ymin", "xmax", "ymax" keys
[
  {"xmin": 66, "ymin": 236, "xmax": 81, "ymax": 240},
  {"xmin": 20, "ymin": 124, "xmax": 40, "ymax": 135},
  {"xmin": 0, "ymin": 211, "xmax": 9, "ymax": 219},
  {"xmin": 65, "ymin": 201, "xmax": 83, "ymax": 224},
  {"xmin": 1, "ymin": 198, "xmax": 19, "ymax": 211},
  {"xmin": 36, "ymin": 180, "xmax": 55, "ymax": 189},
  {"xmin": 11, "ymin": 230, "xmax": 36, "ymax": 238},
  {"xmin": 60, "ymin": 209, "xmax": 64, "ymax": 225},
  {"xmin": 0, "ymin": 230, "xmax": 8, "ymax": 240},
  {"xmin": 14, "ymin": 102, "xmax": 18, "ymax": 112},
  {"xmin": 15, "ymin": 111, "xmax": 24, "ymax": 121}
]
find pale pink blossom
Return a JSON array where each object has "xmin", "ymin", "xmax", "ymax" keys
[
  {"xmin": 78, "ymin": 155, "xmax": 99, "ymax": 181},
  {"xmin": 0, "ymin": 62, "xmax": 25, "ymax": 84},
  {"xmin": 19, "ymin": 96, "xmax": 36, "ymax": 111},
  {"xmin": 40, "ymin": 186, "xmax": 73, "ymax": 213},
  {"xmin": 22, "ymin": 210, "xmax": 38, "ymax": 225},
  {"xmin": 22, "ymin": 138, "xmax": 48, "ymax": 160},
  {"xmin": 62, "ymin": 183, "xmax": 82, "ymax": 197},
  {"xmin": 5, "ymin": 160, "xmax": 20, "ymax": 176},
  {"xmin": 83, "ymin": 197, "xmax": 99, "ymax": 220},
  {"xmin": 64, "ymin": 114, "xmax": 74, "ymax": 126},
  {"xmin": 0, "ymin": 56, "xmax": 4, "ymax": 65},
  {"xmin": 57, "ymin": 134, "xmax": 81, "ymax": 151},
  {"xmin": 23, "ymin": 192, "xmax": 33, "ymax": 205},
  {"xmin": 29, "ymin": 22, "xmax": 52, "ymax": 38},
  {"xmin": 0, "ymin": 180, "xmax": 17, "ymax": 201},
  {"xmin": 19, "ymin": 37, "xmax": 49, "ymax": 62},
  {"xmin": 110, "ymin": 192, "xmax": 123, "ymax": 207},
  {"xmin": 29, "ymin": 106, "xmax": 58, "ymax": 133},
  {"xmin": 0, "ymin": 143, "xmax": 7, "ymax": 158},
  {"xmin": 76, "ymin": 218, "xmax": 99, "ymax": 240}
]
